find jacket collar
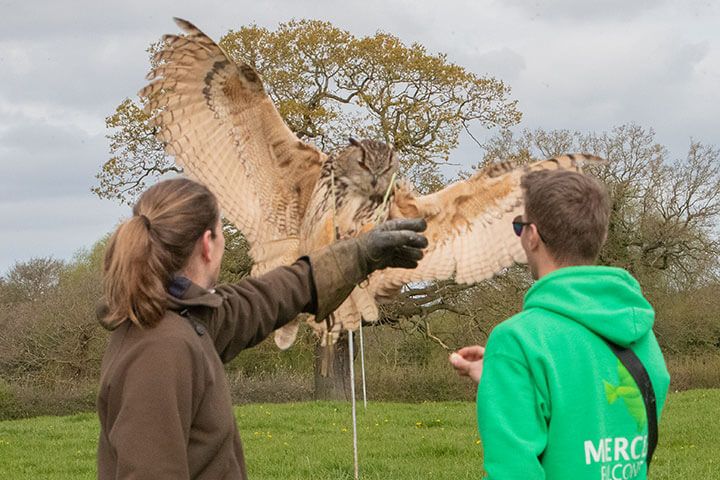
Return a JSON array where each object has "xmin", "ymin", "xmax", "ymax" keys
[
  {"xmin": 97, "ymin": 276, "xmax": 222, "ymax": 331},
  {"xmin": 166, "ymin": 276, "xmax": 223, "ymax": 310}
]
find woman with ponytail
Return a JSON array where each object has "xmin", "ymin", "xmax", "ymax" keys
[{"xmin": 96, "ymin": 177, "xmax": 427, "ymax": 480}]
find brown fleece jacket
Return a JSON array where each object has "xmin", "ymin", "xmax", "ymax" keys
[{"xmin": 96, "ymin": 259, "xmax": 316, "ymax": 480}]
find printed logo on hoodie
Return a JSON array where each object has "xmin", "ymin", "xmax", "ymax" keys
[
  {"xmin": 582, "ymin": 360, "xmax": 648, "ymax": 479},
  {"xmin": 604, "ymin": 360, "xmax": 646, "ymax": 432}
]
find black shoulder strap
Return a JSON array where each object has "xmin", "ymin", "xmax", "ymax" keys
[{"xmin": 605, "ymin": 340, "xmax": 658, "ymax": 470}]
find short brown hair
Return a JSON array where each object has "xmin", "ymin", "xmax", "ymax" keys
[
  {"xmin": 521, "ymin": 170, "xmax": 610, "ymax": 264},
  {"xmin": 103, "ymin": 177, "xmax": 219, "ymax": 328}
]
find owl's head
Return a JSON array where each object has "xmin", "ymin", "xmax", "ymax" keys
[{"xmin": 333, "ymin": 138, "xmax": 399, "ymax": 197}]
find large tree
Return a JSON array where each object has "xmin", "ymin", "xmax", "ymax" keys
[{"xmin": 95, "ymin": 19, "xmax": 521, "ymax": 399}]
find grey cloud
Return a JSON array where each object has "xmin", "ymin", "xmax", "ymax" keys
[
  {"xmin": 500, "ymin": 0, "xmax": 669, "ymax": 22},
  {"xmin": 658, "ymin": 42, "xmax": 711, "ymax": 82},
  {"xmin": 0, "ymin": 193, "xmax": 126, "ymax": 275},
  {"xmin": 0, "ymin": 35, "xmax": 153, "ymax": 117},
  {"xmin": 0, "ymin": 1, "xmax": 162, "ymax": 41},
  {"xmin": 0, "ymin": 119, "xmax": 107, "ymax": 202},
  {"xmin": 472, "ymin": 47, "xmax": 527, "ymax": 82}
]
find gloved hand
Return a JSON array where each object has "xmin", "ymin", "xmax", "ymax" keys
[
  {"xmin": 355, "ymin": 218, "xmax": 428, "ymax": 272},
  {"xmin": 308, "ymin": 218, "xmax": 428, "ymax": 320}
]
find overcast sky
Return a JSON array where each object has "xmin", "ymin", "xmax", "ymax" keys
[{"xmin": 1, "ymin": 0, "xmax": 718, "ymax": 275}]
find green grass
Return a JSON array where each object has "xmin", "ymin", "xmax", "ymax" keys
[
  {"xmin": 650, "ymin": 389, "xmax": 719, "ymax": 477},
  {"xmin": 237, "ymin": 401, "xmax": 482, "ymax": 479},
  {"xmin": 0, "ymin": 390, "xmax": 717, "ymax": 479}
]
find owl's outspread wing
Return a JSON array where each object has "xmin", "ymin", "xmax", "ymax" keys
[
  {"xmin": 139, "ymin": 18, "xmax": 325, "ymax": 274},
  {"xmin": 371, "ymin": 154, "xmax": 605, "ymax": 299}
]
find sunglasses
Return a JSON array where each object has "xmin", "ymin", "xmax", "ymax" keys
[
  {"xmin": 512, "ymin": 215, "xmax": 531, "ymax": 237},
  {"xmin": 512, "ymin": 215, "xmax": 546, "ymax": 242}
]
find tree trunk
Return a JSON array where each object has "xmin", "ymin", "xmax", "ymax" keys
[{"xmin": 313, "ymin": 334, "xmax": 353, "ymax": 400}]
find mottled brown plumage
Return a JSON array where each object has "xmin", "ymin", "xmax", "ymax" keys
[
  {"xmin": 286, "ymin": 139, "xmax": 399, "ymax": 348},
  {"xmin": 140, "ymin": 18, "xmax": 605, "ymax": 349}
]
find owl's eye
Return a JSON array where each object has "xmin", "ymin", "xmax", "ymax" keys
[
  {"xmin": 356, "ymin": 157, "xmax": 371, "ymax": 172},
  {"xmin": 352, "ymin": 148, "xmax": 371, "ymax": 170}
]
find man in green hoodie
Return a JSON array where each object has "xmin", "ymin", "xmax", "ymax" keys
[{"xmin": 450, "ymin": 169, "xmax": 670, "ymax": 479}]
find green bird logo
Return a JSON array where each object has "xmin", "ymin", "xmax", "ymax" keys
[{"xmin": 604, "ymin": 360, "xmax": 646, "ymax": 432}]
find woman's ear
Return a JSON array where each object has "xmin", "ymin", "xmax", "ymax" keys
[{"xmin": 200, "ymin": 229, "xmax": 213, "ymax": 263}]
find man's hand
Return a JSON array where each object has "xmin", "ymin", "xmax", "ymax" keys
[{"xmin": 449, "ymin": 345, "xmax": 485, "ymax": 384}]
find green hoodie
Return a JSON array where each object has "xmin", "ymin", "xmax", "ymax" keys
[{"xmin": 477, "ymin": 266, "xmax": 670, "ymax": 480}]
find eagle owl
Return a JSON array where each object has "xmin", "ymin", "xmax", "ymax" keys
[{"xmin": 140, "ymin": 18, "xmax": 604, "ymax": 349}]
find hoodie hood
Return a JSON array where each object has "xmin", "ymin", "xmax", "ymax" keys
[{"xmin": 523, "ymin": 266, "xmax": 654, "ymax": 347}]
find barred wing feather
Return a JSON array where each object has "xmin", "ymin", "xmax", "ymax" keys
[{"xmin": 139, "ymin": 18, "xmax": 325, "ymax": 274}]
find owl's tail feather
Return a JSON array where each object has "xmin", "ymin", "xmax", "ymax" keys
[
  {"xmin": 352, "ymin": 283, "xmax": 379, "ymax": 323},
  {"xmin": 274, "ymin": 317, "xmax": 303, "ymax": 350},
  {"xmin": 328, "ymin": 292, "xmax": 363, "ymax": 339}
]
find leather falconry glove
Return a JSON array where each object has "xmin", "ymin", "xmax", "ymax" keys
[{"xmin": 309, "ymin": 218, "xmax": 428, "ymax": 320}]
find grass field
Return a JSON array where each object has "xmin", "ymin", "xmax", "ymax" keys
[{"xmin": 0, "ymin": 389, "xmax": 717, "ymax": 479}]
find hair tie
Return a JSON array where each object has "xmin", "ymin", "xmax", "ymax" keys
[{"xmin": 139, "ymin": 214, "xmax": 151, "ymax": 230}]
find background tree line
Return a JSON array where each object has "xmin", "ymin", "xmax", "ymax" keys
[{"xmin": 1, "ymin": 19, "xmax": 719, "ymax": 418}]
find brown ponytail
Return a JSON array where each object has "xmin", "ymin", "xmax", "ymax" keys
[{"xmin": 103, "ymin": 177, "xmax": 219, "ymax": 328}]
